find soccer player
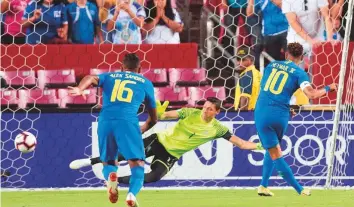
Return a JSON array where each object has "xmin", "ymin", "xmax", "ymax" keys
[
  {"xmin": 282, "ymin": 0, "xmax": 334, "ymax": 54},
  {"xmin": 70, "ymin": 97, "xmax": 264, "ymax": 184},
  {"xmin": 255, "ymin": 42, "xmax": 337, "ymax": 196},
  {"xmin": 68, "ymin": 53, "xmax": 157, "ymax": 207}
]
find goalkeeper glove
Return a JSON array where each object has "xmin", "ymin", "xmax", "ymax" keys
[
  {"xmin": 156, "ymin": 100, "xmax": 169, "ymax": 119},
  {"xmin": 256, "ymin": 142, "xmax": 264, "ymax": 150}
]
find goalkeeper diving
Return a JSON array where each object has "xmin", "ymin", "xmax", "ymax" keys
[{"xmin": 70, "ymin": 97, "xmax": 263, "ymax": 184}]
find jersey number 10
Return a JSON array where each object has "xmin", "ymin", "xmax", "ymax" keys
[
  {"xmin": 110, "ymin": 79, "xmax": 136, "ymax": 103},
  {"xmin": 264, "ymin": 68, "xmax": 289, "ymax": 95}
]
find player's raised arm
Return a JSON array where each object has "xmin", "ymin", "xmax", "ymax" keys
[
  {"xmin": 67, "ymin": 75, "xmax": 99, "ymax": 97},
  {"xmin": 156, "ymin": 101, "xmax": 179, "ymax": 120}
]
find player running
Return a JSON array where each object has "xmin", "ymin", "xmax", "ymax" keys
[
  {"xmin": 255, "ymin": 42, "xmax": 337, "ymax": 196},
  {"xmin": 68, "ymin": 53, "xmax": 157, "ymax": 207},
  {"xmin": 70, "ymin": 97, "xmax": 263, "ymax": 184}
]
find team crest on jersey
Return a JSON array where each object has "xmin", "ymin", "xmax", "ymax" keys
[{"xmin": 54, "ymin": 11, "xmax": 61, "ymax": 18}]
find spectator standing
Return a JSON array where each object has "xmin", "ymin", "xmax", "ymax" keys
[
  {"xmin": 234, "ymin": 46, "xmax": 261, "ymax": 110},
  {"xmin": 1, "ymin": 0, "xmax": 30, "ymax": 44},
  {"xmin": 22, "ymin": 0, "xmax": 67, "ymax": 44},
  {"xmin": 65, "ymin": 0, "xmax": 103, "ymax": 44},
  {"xmin": 142, "ymin": 0, "xmax": 183, "ymax": 44},
  {"xmin": 282, "ymin": 0, "xmax": 334, "ymax": 54},
  {"xmin": 247, "ymin": 0, "xmax": 288, "ymax": 61},
  {"xmin": 106, "ymin": 0, "xmax": 145, "ymax": 44}
]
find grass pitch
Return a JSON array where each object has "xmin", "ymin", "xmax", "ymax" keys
[{"xmin": 2, "ymin": 189, "xmax": 354, "ymax": 207}]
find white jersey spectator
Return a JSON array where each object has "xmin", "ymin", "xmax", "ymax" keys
[
  {"xmin": 107, "ymin": 1, "xmax": 146, "ymax": 44},
  {"xmin": 142, "ymin": 0, "xmax": 183, "ymax": 44},
  {"xmin": 282, "ymin": 0, "xmax": 333, "ymax": 54}
]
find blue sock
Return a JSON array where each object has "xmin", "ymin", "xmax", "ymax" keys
[
  {"xmin": 274, "ymin": 157, "xmax": 303, "ymax": 194},
  {"xmin": 129, "ymin": 166, "xmax": 145, "ymax": 196},
  {"xmin": 260, "ymin": 151, "xmax": 275, "ymax": 188},
  {"xmin": 102, "ymin": 165, "xmax": 118, "ymax": 181}
]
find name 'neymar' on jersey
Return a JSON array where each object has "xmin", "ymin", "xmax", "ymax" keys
[{"xmin": 256, "ymin": 60, "xmax": 310, "ymax": 111}]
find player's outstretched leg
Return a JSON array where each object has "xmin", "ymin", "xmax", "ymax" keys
[
  {"xmin": 118, "ymin": 160, "xmax": 169, "ymax": 184},
  {"xmin": 126, "ymin": 160, "xmax": 145, "ymax": 207},
  {"xmin": 258, "ymin": 151, "xmax": 275, "ymax": 196},
  {"xmin": 269, "ymin": 146, "xmax": 310, "ymax": 196}
]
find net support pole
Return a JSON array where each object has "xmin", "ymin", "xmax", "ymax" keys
[{"xmin": 325, "ymin": 0, "xmax": 354, "ymax": 188}]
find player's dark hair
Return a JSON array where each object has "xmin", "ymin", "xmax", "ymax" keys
[
  {"xmin": 123, "ymin": 53, "xmax": 141, "ymax": 71},
  {"xmin": 287, "ymin": 43, "xmax": 304, "ymax": 58},
  {"xmin": 206, "ymin": 97, "xmax": 221, "ymax": 111}
]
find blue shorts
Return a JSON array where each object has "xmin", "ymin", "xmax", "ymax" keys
[
  {"xmin": 97, "ymin": 119, "xmax": 145, "ymax": 162},
  {"xmin": 255, "ymin": 110, "xmax": 289, "ymax": 149}
]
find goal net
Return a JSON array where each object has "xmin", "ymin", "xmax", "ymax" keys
[{"xmin": 1, "ymin": 0, "xmax": 353, "ymax": 190}]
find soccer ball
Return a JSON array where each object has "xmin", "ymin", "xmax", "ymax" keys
[{"xmin": 14, "ymin": 132, "xmax": 37, "ymax": 153}]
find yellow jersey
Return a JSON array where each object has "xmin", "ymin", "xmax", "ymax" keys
[{"xmin": 234, "ymin": 65, "xmax": 261, "ymax": 110}]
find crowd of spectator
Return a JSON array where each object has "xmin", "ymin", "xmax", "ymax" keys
[
  {"xmin": 1, "ymin": 0, "xmax": 353, "ymax": 111},
  {"xmin": 0, "ymin": 0, "xmax": 184, "ymax": 44}
]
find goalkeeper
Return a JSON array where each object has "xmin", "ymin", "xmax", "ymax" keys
[{"xmin": 70, "ymin": 97, "xmax": 263, "ymax": 184}]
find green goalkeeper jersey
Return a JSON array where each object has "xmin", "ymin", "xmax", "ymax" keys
[{"xmin": 157, "ymin": 108, "xmax": 232, "ymax": 159}]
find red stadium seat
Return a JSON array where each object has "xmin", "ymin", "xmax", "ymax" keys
[
  {"xmin": 0, "ymin": 89, "xmax": 18, "ymax": 107},
  {"xmin": 2, "ymin": 70, "xmax": 36, "ymax": 88},
  {"xmin": 169, "ymin": 68, "xmax": 208, "ymax": 86},
  {"xmin": 154, "ymin": 86, "xmax": 188, "ymax": 108},
  {"xmin": 37, "ymin": 69, "xmax": 76, "ymax": 89},
  {"xmin": 188, "ymin": 86, "xmax": 226, "ymax": 107},
  {"xmin": 141, "ymin": 68, "xmax": 168, "ymax": 86},
  {"xmin": 58, "ymin": 88, "xmax": 98, "ymax": 108},
  {"xmin": 18, "ymin": 89, "xmax": 58, "ymax": 108}
]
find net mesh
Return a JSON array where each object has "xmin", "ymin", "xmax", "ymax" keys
[{"xmin": 0, "ymin": 0, "xmax": 353, "ymax": 189}]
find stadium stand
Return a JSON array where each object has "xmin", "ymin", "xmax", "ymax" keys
[
  {"xmin": 18, "ymin": 89, "xmax": 59, "ymax": 108},
  {"xmin": 169, "ymin": 68, "xmax": 209, "ymax": 87},
  {"xmin": 58, "ymin": 88, "xmax": 98, "ymax": 108},
  {"xmin": 2, "ymin": 70, "xmax": 36, "ymax": 89}
]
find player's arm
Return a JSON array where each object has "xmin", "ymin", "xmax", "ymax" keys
[
  {"xmin": 221, "ymin": 131, "xmax": 262, "ymax": 150},
  {"xmin": 229, "ymin": 135, "xmax": 263, "ymax": 150},
  {"xmin": 302, "ymin": 83, "xmax": 337, "ymax": 99},
  {"xmin": 141, "ymin": 81, "xmax": 158, "ymax": 133},
  {"xmin": 160, "ymin": 110, "xmax": 179, "ymax": 120},
  {"xmin": 68, "ymin": 75, "xmax": 99, "ymax": 97},
  {"xmin": 217, "ymin": 124, "xmax": 262, "ymax": 150},
  {"xmin": 159, "ymin": 106, "xmax": 199, "ymax": 120},
  {"xmin": 298, "ymin": 70, "xmax": 337, "ymax": 99}
]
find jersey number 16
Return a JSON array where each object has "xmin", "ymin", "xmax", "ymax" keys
[
  {"xmin": 264, "ymin": 68, "xmax": 289, "ymax": 95},
  {"xmin": 110, "ymin": 79, "xmax": 136, "ymax": 103}
]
